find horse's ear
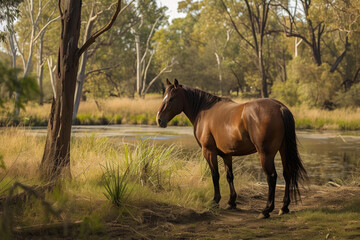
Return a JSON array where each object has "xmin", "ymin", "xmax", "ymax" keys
[
  {"xmin": 166, "ymin": 78, "xmax": 172, "ymax": 86},
  {"xmin": 174, "ymin": 79, "xmax": 180, "ymax": 88}
]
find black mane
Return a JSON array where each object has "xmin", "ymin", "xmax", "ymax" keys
[{"xmin": 183, "ymin": 86, "xmax": 231, "ymax": 115}]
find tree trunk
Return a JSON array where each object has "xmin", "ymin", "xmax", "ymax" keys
[
  {"xmin": 214, "ymin": 52, "xmax": 223, "ymax": 96},
  {"xmin": 294, "ymin": 37, "xmax": 302, "ymax": 58},
  {"xmin": 40, "ymin": 0, "xmax": 124, "ymax": 182},
  {"xmin": 135, "ymin": 33, "xmax": 141, "ymax": 96},
  {"xmin": 40, "ymin": 0, "xmax": 82, "ymax": 181},
  {"xmin": 72, "ymin": 7, "xmax": 95, "ymax": 124},
  {"xmin": 258, "ymin": 46, "xmax": 268, "ymax": 98},
  {"xmin": 47, "ymin": 58, "xmax": 56, "ymax": 98},
  {"xmin": 311, "ymin": 44, "xmax": 322, "ymax": 66},
  {"xmin": 7, "ymin": 24, "xmax": 19, "ymax": 115},
  {"xmin": 37, "ymin": 32, "xmax": 45, "ymax": 105}
]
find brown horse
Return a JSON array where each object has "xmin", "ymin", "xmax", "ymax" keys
[{"xmin": 156, "ymin": 79, "xmax": 307, "ymax": 219}]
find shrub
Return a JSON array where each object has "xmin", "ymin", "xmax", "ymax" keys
[
  {"xmin": 271, "ymin": 58, "xmax": 341, "ymax": 107},
  {"xmin": 334, "ymin": 83, "xmax": 360, "ymax": 108}
]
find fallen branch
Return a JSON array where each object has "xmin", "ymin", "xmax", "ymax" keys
[{"xmin": 14, "ymin": 220, "xmax": 83, "ymax": 236}]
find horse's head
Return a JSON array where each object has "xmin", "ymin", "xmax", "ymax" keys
[{"xmin": 156, "ymin": 79, "xmax": 185, "ymax": 128}]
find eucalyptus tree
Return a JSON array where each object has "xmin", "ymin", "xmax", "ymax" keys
[
  {"xmin": 272, "ymin": 0, "xmax": 326, "ymax": 66},
  {"xmin": 5, "ymin": 0, "xmax": 59, "ymax": 110},
  {"xmin": 0, "ymin": 0, "xmax": 23, "ymax": 41},
  {"xmin": 220, "ymin": 0, "xmax": 273, "ymax": 98},
  {"xmin": 72, "ymin": 0, "xmax": 137, "ymax": 123},
  {"xmin": 40, "ymin": 0, "xmax": 130, "ymax": 182},
  {"xmin": 130, "ymin": 0, "xmax": 168, "ymax": 97}
]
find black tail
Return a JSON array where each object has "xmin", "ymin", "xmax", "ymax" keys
[{"xmin": 280, "ymin": 107, "xmax": 308, "ymax": 202}]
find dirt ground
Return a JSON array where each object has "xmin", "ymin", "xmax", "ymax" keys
[
  {"xmin": 108, "ymin": 184, "xmax": 360, "ymax": 240},
  {"xmin": 12, "ymin": 184, "xmax": 360, "ymax": 239}
]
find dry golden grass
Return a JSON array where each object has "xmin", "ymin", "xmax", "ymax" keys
[
  {"xmin": 291, "ymin": 105, "xmax": 360, "ymax": 121},
  {"xmin": 9, "ymin": 95, "xmax": 360, "ymax": 130},
  {"xmin": 0, "ymin": 127, "xmax": 247, "ymax": 210},
  {"xmin": 78, "ymin": 97, "xmax": 161, "ymax": 116},
  {"xmin": 0, "ymin": 127, "xmax": 44, "ymax": 179}
]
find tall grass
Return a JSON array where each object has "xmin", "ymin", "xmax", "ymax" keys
[
  {"xmin": 123, "ymin": 140, "xmax": 176, "ymax": 189},
  {"xmin": 0, "ymin": 127, "xmax": 255, "ymax": 229},
  {"xmin": 290, "ymin": 105, "xmax": 360, "ymax": 130}
]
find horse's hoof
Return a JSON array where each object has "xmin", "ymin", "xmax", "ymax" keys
[
  {"xmin": 257, "ymin": 212, "xmax": 270, "ymax": 219},
  {"xmin": 278, "ymin": 209, "xmax": 289, "ymax": 215},
  {"xmin": 209, "ymin": 202, "xmax": 220, "ymax": 210},
  {"xmin": 226, "ymin": 205, "xmax": 237, "ymax": 210}
]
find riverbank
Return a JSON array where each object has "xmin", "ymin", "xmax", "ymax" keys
[{"xmin": 2, "ymin": 97, "xmax": 360, "ymax": 130}]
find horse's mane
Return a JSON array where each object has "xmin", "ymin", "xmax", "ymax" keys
[{"xmin": 183, "ymin": 86, "xmax": 231, "ymax": 113}]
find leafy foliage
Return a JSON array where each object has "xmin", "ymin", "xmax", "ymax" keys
[
  {"xmin": 1, "ymin": 0, "xmax": 360, "ymax": 109},
  {"xmin": 0, "ymin": 61, "xmax": 39, "ymax": 113}
]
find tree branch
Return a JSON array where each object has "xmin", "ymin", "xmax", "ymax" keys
[
  {"xmin": 58, "ymin": 0, "xmax": 63, "ymax": 17},
  {"xmin": 34, "ymin": 16, "xmax": 60, "ymax": 42},
  {"xmin": 85, "ymin": 65, "xmax": 120, "ymax": 78},
  {"xmin": 220, "ymin": 0, "xmax": 255, "ymax": 49},
  {"xmin": 142, "ymin": 58, "xmax": 177, "ymax": 96},
  {"xmin": 140, "ymin": 15, "xmax": 163, "ymax": 65},
  {"xmin": 77, "ymin": 0, "xmax": 134, "ymax": 58}
]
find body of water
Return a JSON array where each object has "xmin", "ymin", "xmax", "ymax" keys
[{"xmin": 28, "ymin": 125, "xmax": 360, "ymax": 185}]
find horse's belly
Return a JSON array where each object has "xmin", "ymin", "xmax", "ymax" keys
[{"xmin": 217, "ymin": 138, "xmax": 257, "ymax": 156}]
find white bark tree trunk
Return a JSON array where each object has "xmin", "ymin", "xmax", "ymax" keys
[
  {"xmin": 214, "ymin": 52, "xmax": 223, "ymax": 96},
  {"xmin": 37, "ymin": 31, "xmax": 45, "ymax": 105},
  {"xmin": 135, "ymin": 33, "xmax": 142, "ymax": 96},
  {"xmin": 72, "ymin": 3, "xmax": 95, "ymax": 123},
  {"xmin": 47, "ymin": 57, "xmax": 56, "ymax": 99}
]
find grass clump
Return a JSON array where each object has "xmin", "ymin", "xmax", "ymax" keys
[
  {"xmin": 123, "ymin": 140, "xmax": 176, "ymax": 189},
  {"xmin": 101, "ymin": 162, "xmax": 130, "ymax": 207}
]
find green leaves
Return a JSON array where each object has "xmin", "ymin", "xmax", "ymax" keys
[
  {"xmin": 101, "ymin": 162, "xmax": 130, "ymax": 207},
  {"xmin": 0, "ymin": 61, "xmax": 40, "ymax": 113}
]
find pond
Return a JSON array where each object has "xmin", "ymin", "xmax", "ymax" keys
[{"xmin": 29, "ymin": 125, "xmax": 360, "ymax": 185}]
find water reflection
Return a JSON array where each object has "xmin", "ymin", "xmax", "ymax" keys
[{"xmin": 27, "ymin": 125, "xmax": 360, "ymax": 184}]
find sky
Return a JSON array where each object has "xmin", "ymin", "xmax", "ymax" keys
[{"xmin": 156, "ymin": 0, "xmax": 185, "ymax": 22}]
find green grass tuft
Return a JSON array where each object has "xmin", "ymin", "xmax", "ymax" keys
[{"xmin": 101, "ymin": 162, "xmax": 131, "ymax": 207}]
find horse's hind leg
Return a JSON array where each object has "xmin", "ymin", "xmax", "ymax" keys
[
  {"xmin": 222, "ymin": 156, "xmax": 237, "ymax": 209},
  {"xmin": 258, "ymin": 153, "xmax": 277, "ymax": 219},
  {"xmin": 202, "ymin": 148, "xmax": 221, "ymax": 205},
  {"xmin": 279, "ymin": 143, "xmax": 290, "ymax": 215}
]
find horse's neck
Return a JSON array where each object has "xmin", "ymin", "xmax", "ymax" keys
[{"xmin": 182, "ymin": 87, "xmax": 220, "ymax": 125}]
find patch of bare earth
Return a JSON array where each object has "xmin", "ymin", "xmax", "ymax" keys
[{"xmin": 109, "ymin": 184, "xmax": 360, "ymax": 239}]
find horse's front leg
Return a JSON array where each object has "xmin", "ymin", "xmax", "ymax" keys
[
  {"xmin": 202, "ymin": 147, "xmax": 221, "ymax": 205},
  {"xmin": 222, "ymin": 156, "xmax": 237, "ymax": 209}
]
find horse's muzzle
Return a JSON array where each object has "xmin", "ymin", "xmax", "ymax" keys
[{"xmin": 157, "ymin": 117, "xmax": 167, "ymax": 128}]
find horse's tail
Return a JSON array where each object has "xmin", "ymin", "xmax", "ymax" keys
[{"xmin": 280, "ymin": 106, "xmax": 308, "ymax": 202}]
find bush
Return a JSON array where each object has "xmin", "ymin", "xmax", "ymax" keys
[
  {"xmin": 271, "ymin": 58, "xmax": 341, "ymax": 107},
  {"xmin": 271, "ymin": 78, "xmax": 299, "ymax": 106},
  {"xmin": 334, "ymin": 83, "xmax": 360, "ymax": 108}
]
